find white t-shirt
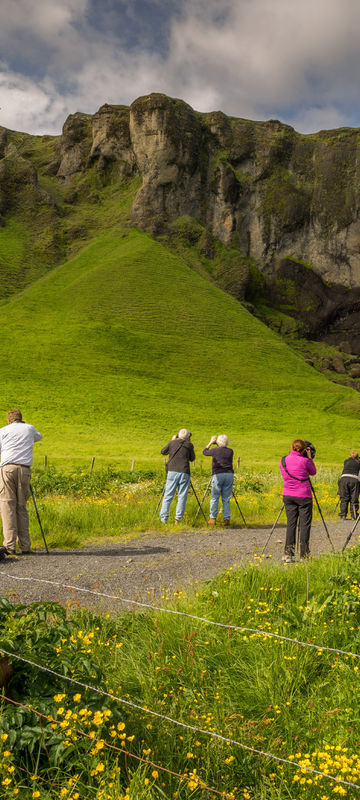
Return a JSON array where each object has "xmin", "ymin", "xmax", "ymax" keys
[{"xmin": 0, "ymin": 421, "xmax": 42, "ymax": 466}]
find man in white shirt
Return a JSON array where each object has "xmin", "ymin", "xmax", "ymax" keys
[{"xmin": 0, "ymin": 409, "xmax": 42, "ymax": 554}]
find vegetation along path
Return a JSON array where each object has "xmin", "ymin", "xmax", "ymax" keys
[{"xmin": 0, "ymin": 521, "xmax": 350, "ymax": 614}]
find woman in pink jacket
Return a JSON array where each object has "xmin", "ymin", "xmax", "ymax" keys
[{"xmin": 279, "ymin": 439, "xmax": 316, "ymax": 563}]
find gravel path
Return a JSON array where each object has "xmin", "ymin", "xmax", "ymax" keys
[{"xmin": 0, "ymin": 520, "xmax": 353, "ymax": 615}]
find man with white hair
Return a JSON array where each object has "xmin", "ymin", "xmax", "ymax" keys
[
  {"xmin": 160, "ymin": 428, "xmax": 195, "ymax": 523},
  {"xmin": 0, "ymin": 409, "xmax": 42, "ymax": 554},
  {"xmin": 203, "ymin": 434, "xmax": 234, "ymax": 525}
]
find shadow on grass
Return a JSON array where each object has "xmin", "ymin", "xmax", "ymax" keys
[{"xmin": 11, "ymin": 545, "xmax": 170, "ymax": 558}]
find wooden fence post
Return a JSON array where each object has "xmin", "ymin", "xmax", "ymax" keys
[
  {"xmin": 44, "ymin": 455, "xmax": 48, "ymax": 470},
  {"xmin": 130, "ymin": 459, "xmax": 135, "ymax": 472},
  {"xmin": 89, "ymin": 457, "xmax": 95, "ymax": 475}
]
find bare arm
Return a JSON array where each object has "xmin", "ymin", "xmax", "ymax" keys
[{"xmin": 205, "ymin": 435, "xmax": 217, "ymax": 449}]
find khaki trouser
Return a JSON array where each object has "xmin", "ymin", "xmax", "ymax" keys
[{"xmin": 0, "ymin": 465, "xmax": 31, "ymax": 553}]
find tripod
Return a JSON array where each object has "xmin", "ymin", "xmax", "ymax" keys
[
  {"xmin": 30, "ymin": 483, "xmax": 49, "ymax": 554},
  {"xmin": 153, "ymin": 477, "xmax": 208, "ymax": 525},
  {"xmin": 193, "ymin": 478, "xmax": 247, "ymax": 526},
  {"xmin": 262, "ymin": 503, "xmax": 285, "ymax": 553},
  {"xmin": 342, "ymin": 513, "xmax": 360, "ymax": 552},
  {"xmin": 333, "ymin": 496, "xmax": 340, "ymax": 515},
  {"xmin": 309, "ymin": 480, "xmax": 334, "ymax": 549},
  {"xmin": 263, "ymin": 480, "xmax": 334, "ymax": 554}
]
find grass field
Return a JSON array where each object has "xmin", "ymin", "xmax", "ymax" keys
[{"xmin": 0, "ymin": 224, "xmax": 360, "ymax": 470}]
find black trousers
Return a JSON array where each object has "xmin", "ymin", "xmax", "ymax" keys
[
  {"xmin": 283, "ymin": 496, "xmax": 313, "ymax": 558},
  {"xmin": 338, "ymin": 477, "xmax": 359, "ymax": 519}
]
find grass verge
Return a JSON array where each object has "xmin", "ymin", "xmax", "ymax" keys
[{"xmin": 1, "ymin": 546, "xmax": 360, "ymax": 798}]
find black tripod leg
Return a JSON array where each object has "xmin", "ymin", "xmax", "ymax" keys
[
  {"xmin": 342, "ymin": 513, "xmax": 360, "ymax": 552},
  {"xmin": 193, "ymin": 478, "xmax": 212, "ymax": 524},
  {"xmin": 30, "ymin": 484, "xmax": 49, "ymax": 554},
  {"xmin": 296, "ymin": 516, "xmax": 300, "ymax": 556},
  {"xmin": 333, "ymin": 496, "xmax": 340, "ymax": 515},
  {"xmin": 153, "ymin": 484, "xmax": 166, "ymax": 519},
  {"xmin": 310, "ymin": 481, "xmax": 334, "ymax": 550},
  {"xmin": 231, "ymin": 491, "xmax": 247, "ymax": 527},
  {"xmin": 190, "ymin": 481, "xmax": 208, "ymax": 526},
  {"xmin": 262, "ymin": 504, "xmax": 284, "ymax": 553}
]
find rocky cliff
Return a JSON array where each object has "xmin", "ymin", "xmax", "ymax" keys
[{"xmin": 2, "ymin": 92, "xmax": 360, "ymax": 353}]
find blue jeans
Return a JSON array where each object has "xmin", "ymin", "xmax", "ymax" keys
[
  {"xmin": 210, "ymin": 473, "xmax": 234, "ymax": 520},
  {"xmin": 160, "ymin": 471, "xmax": 191, "ymax": 521}
]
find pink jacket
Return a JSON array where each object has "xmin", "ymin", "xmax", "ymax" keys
[{"xmin": 280, "ymin": 450, "xmax": 316, "ymax": 499}]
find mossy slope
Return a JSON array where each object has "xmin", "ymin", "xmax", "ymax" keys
[{"xmin": 1, "ymin": 226, "xmax": 359, "ymax": 466}]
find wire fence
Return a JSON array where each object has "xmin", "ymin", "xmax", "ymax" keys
[
  {"xmin": 1, "ymin": 571, "xmax": 360, "ymax": 660},
  {"xmin": 1, "ymin": 645, "xmax": 360, "ymax": 791}
]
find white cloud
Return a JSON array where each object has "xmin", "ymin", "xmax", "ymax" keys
[
  {"xmin": 166, "ymin": 0, "xmax": 360, "ymax": 125},
  {"xmin": 0, "ymin": 68, "xmax": 68, "ymax": 134},
  {"xmin": 0, "ymin": 0, "xmax": 88, "ymax": 42},
  {"xmin": 1, "ymin": 0, "xmax": 360, "ymax": 134},
  {"xmin": 287, "ymin": 106, "xmax": 350, "ymax": 135}
]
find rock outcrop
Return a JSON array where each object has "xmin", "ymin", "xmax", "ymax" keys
[
  {"xmin": 90, "ymin": 104, "xmax": 136, "ymax": 177},
  {"xmin": 0, "ymin": 152, "xmax": 51, "ymax": 224},
  {"xmin": 130, "ymin": 94, "xmax": 205, "ymax": 231},
  {"xmin": 57, "ymin": 112, "xmax": 93, "ymax": 183}
]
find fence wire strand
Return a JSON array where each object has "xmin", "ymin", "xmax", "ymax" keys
[{"xmin": 1, "ymin": 570, "xmax": 360, "ymax": 660}]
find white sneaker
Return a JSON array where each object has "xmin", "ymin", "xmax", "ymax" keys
[{"xmin": 281, "ymin": 554, "xmax": 295, "ymax": 563}]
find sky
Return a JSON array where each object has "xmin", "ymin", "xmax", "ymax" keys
[{"xmin": 1, "ymin": 0, "xmax": 360, "ymax": 136}]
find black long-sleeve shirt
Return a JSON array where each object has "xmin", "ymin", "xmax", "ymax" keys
[
  {"xmin": 203, "ymin": 446, "xmax": 234, "ymax": 475},
  {"xmin": 161, "ymin": 439, "xmax": 195, "ymax": 474},
  {"xmin": 341, "ymin": 457, "xmax": 360, "ymax": 478}
]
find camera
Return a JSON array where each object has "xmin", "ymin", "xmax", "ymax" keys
[{"xmin": 304, "ymin": 440, "xmax": 316, "ymax": 459}]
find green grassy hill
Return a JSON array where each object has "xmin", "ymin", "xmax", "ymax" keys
[{"xmin": 1, "ymin": 221, "xmax": 360, "ymax": 468}]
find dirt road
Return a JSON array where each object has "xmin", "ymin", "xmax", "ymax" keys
[{"xmin": 0, "ymin": 519, "xmax": 352, "ymax": 615}]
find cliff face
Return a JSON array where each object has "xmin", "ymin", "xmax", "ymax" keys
[
  {"xmin": 126, "ymin": 96, "xmax": 360, "ymax": 291},
  {"xmin": 2, "ymin": 93, "xmax": 360, "ymax": 350},
  {"xmin": 55, "ymin": 94, "xmax": 360, "ymax": 291}
]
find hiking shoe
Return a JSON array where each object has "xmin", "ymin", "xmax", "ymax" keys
[
  {"xmin": 281, "ymin": 554, "xmax": 295, "ymax": 564},
  {"xmin": 208, "ymin": 518, "xmax": 216, "ymax": 524},
  {"xmin": 223, "ymin": 519, "xmax": 230, "ymax": 526}
]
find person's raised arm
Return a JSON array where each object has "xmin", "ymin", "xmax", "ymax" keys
[{"xmin": 32, "ymin": 426, "xmax": 42, "ymax": 442}]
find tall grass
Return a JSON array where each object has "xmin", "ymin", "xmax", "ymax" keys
[{"xmin": 2, "ymin": 546, "xmax": 360, "ymax": 798}]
